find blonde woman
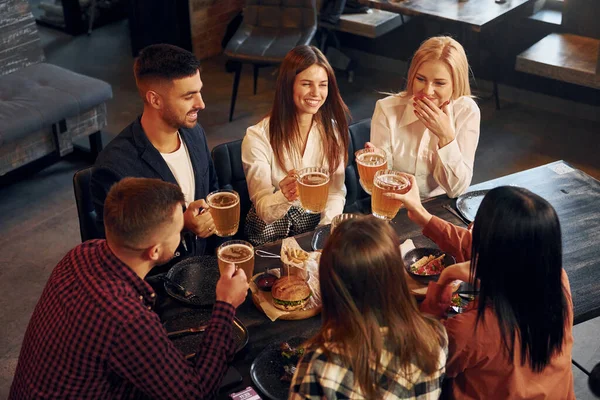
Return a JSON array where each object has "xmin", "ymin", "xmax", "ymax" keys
[
  {"xmin": 368, "ymin": 36, "xmax": 480, "ymax": 198},
  {"xmin": 242, "ymin": 45, "xmax": 350, "ymax": 246},
  {"xmin": 290, "ymin": 216, "xmax": 447, "ymax": 399}
]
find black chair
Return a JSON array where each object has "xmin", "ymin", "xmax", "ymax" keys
[
  {"xmin": 343, "ymin": 118, "xmax": 372, "ymax": 214},
  {"xmin": 211, "ymin": 139, "xmax": 252, "ymax": 240},
  {"xmin": 223, "ymin": 0, "xmax": 317, "ymax": 122},
  {"xmin": 73, "ymin": 167, "xmax": 102, "ymax": 242}
]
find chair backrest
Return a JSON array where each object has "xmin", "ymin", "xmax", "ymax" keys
[
  {"xmin": 343, "ymin": 118, "xmax": 372, "ymax": 214},
  {"xmin": 0, "ymin": 0, "xmax": 44, "ymax": 77},
  {"xmin": 73, "ymin": 167, "xmax": 102, "ymax": 242},
  {"xmin": 244, "ymin": 0, "xmax": 317, "ymax": 30},
  {"xmin": 211, "ymin": 139, "xmax": 252, "ymax": 240}
]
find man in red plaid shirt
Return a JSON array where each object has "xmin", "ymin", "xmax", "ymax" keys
[{"xmin": 10, "ymin": 178, "xmax": 249, "ymax": 399}]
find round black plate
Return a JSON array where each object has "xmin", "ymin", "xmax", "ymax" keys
[
  {"xmin": 403, "ymin": 247, "xmax": 456, "ymax": 284},
  {"xmin": 250, "ymin": 337, "xmax": 306, "ymax": 400},
  {"xmin": 311, "ymin": 225, "xmax": 330, "ymax": 251},
  {"xmin": 164, "ymin": 256, "xmax": 220, "ymax": 306},
  {"xmin": 164, "ymin": 308, "xmax": 249, "ymax": 356},
  {"xmin": 455, "ymin": 189, "xmax": 489, "ymax": 222}
]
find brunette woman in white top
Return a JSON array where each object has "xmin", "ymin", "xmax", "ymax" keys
[
  {"xmin": 242, "ymin": 45, "xmax": 350, "ymax": 246},
  {"xmin": 368, "ymin": 36, "xmax": 480, "ymax": 198}
]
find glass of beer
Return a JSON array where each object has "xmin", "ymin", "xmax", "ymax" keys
[
  {"xmin": 296, "ymin": 167, "xmax": 330, "ymax": 214},
  {"xmin": 355, "ymin": 148, "xmax": 387, "ymax": 195},
  {"xmin": 206, "ymin": 189, "xmax": 240, "ymax": 237},
  {"xmin": 217, "ymin": 240, "xmax": 254, "ymax": 282},
  {"xmin": 330, "ymin": 213, "xmax": 358, "ymax": 233},
  {"xmin": 372, "ymin": 170, "xmax": 411, "ymax": 220}
]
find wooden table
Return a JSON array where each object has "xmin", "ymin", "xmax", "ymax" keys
[
  {"xmin": 454, "ymin": 160, "xmax": 600, "ymax": 325},
  {"xmin": 154, "ymin": 160, "xmax": 600, "ymax": 399},
  {"xmin": 360, "ymin": 0, "xmax": 535, "ymax": 32}
]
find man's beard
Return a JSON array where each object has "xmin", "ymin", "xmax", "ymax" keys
[{"xmin": 162, "ymin": 106, "xmax": 196, "ymax": 130}]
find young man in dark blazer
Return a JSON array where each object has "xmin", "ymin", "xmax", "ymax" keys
[{"xmin": 91, "ymin": 44, "xmax": 219, "ymax": 258}]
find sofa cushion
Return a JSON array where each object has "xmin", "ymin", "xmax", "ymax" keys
[{"xmin": 0, "ymin": 63, "xmax": 112, "ymax": 146}]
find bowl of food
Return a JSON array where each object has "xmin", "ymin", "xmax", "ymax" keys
[
  {"xmin": 403, "ymin": 248, "xmax": 456, "ymax": 283},
  {"xmin": 253, "ymin": 272, "xmax": 278, "ymax": 292}
]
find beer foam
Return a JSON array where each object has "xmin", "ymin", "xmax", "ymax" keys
[
  {"xmin": 219, "ymin": 244, "xmax": 253, "ymax": 263},
  {"xmin": 299, "ymin": 172, "xmax": 329, "ymax": 186},
  {"xmin": 376, "ymin": 174, "xmax": 409, "ymax": 190},
  {"xmin": 357, "ymin": 153, "xmax": 386, "ymax": 167},
  {"xmin": 208, "ymin": 192, "xmax": 239, "ymax": 209}
]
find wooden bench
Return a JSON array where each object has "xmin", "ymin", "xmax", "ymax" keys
[
  {"xmin": 515, "ymin": 33, "xmax": 600, "ymax": 89},
  {"xmin": 0, "ymin": 0, "xmax": 112, "ymax": 176}
]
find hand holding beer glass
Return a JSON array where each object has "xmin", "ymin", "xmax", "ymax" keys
[
  {"xmin": 372, "ymin": 170, "xmax": 412, "ymax": 220},
  {"xmin": 217, "ymin": 240, "xmax": 255, "ymax": 283},
  {"xmin": 355, "ymin": 148, "xmax": 387, "ymax": 194},
  {"xmin": 296, "ymin": 167, "xmax": 330, "ymax": 214},
  {"xmin": 206, "ymin": 189, "xmax": 240, "ymax": 237}
]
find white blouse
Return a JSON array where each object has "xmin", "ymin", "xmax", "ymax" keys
[
  {"xmin": 242, "ymin": 118, "xmax": 346, "ymax": 226},
  {"xmin": 370, "ymin": 94, "xmax": 480, "ymax": 198}
]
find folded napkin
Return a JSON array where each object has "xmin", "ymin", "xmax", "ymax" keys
[{"xmin": 399, "ymin": 238, "xmax": 416, "ymax": 258}]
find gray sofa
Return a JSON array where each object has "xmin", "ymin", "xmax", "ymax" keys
[{"xmin": 0, "ymin": 0, "xmax": 113, "ymax": 176}]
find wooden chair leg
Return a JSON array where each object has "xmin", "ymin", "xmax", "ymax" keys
[
  {"xmin": 253, "ymin": 64, "xmax": 259, "ymax": 95},
  {"xmin": 89, "ymin": 130, "xmax": 103, "ymax": 158},
  {"xmin": 229, "ymin": 62, "xmax": 242, "ymax": 122}
]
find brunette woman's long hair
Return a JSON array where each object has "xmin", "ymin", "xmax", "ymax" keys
[
  {"xmin": 269, "ymin": 45, "xmax": 350, "ymax": 174},
  {"xmin": 306, "ymin": 216, "xmax": 447, "ymax": 399},
  {"xmin": 471, "ymin": 186, "xmax": 568, "ymax": 372}
]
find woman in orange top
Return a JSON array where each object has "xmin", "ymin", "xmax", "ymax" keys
[{"xmin": 390, "ymin": 176, "xmax": 575, "ymax": 400}]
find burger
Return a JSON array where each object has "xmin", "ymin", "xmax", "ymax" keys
[{"xmin": 271, "ymin": 276, "xmax": 312, "ymax": 312}]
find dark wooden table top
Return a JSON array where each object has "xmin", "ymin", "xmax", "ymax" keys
[
  {"xmin": 457, "ymin": 160, "xmax": 600, "ymax": 325},
  {"xmin": 360, "ymin": 0, "xmax": 535, "ymax": 31},
  {"xmin": 154, "ymin": 160, "xmax": 599, "ymax": 399}
]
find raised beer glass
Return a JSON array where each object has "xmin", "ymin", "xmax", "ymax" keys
[
  {"xmin": 217, "ymin": 240, "xmax": 255, "ymax": 282},
  {"xmin": 296, "ymin": 167, "xmax": 330, "ymax": 214},
  {"xmin": 330, "ymin": 213, "xmax": 358, "ymax": 233},
  {"xmin": 355, "ymin": 148, "xmax": 387, "ymax": 195},
  {"xmin": 206, "ymin": 189, "xmax": 240, "ymax": 237},
  {"xmin": 372, "ymin": 170, "xmax": 411, "ymax": 220}
]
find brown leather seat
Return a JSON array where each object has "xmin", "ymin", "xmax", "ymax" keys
[{"xmin": 223, "ymin": 0, "xmax": 317, "ymax": 121}]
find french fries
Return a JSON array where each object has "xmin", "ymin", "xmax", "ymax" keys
[{"xmin": 283, "ymin": 247, "xmax": 309, "ymax": 264}]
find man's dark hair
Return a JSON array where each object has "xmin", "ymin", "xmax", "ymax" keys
[
  {"xmin": 134, "ymin": 43, "xmax": 201, "ymax": 83},
  {"xmin": 104, "ymin": 177, "xmax": 185, "ymax": 249}
]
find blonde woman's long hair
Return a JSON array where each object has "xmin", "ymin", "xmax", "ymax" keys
[
  {"xmin": 401, "ymin": 36, "xmax": 471, "ymax": 99},
  {"xmin": 305, "ymin": 216, "xmax": 447, "ymax": 399}
]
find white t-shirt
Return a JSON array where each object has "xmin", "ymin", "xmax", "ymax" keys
[
  {"xmin": 160, "ymin": 133, "xmax": 195, "ymax": 206},
  {"xmin": 371, "ymin": 94, "xmax": 480, "ymax": 198}
]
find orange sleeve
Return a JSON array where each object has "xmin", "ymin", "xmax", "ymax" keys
[{"xmin": 422, "ymin": 216, "xmax": 472, "ymax": 262}]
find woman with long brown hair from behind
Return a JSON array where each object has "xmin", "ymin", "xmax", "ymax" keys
[
  {"xmin": 289, "ymin": 216, "xmax": 447, "ymax": 399},
  {"xmin": 242, "ymin": 45, "xmax": 350, "ymax": 246}
]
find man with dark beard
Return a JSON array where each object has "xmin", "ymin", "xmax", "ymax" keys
[{"xmin": 91, "ymin": 44, "xmax": 218, "ymax": 258}]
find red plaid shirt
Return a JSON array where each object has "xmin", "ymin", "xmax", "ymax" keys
[{"xmin": 10, "ymin": 240, "xmax": 236, "ymax": 399}]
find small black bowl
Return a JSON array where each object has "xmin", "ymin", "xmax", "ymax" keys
[
  {"xmin": 253, "ymin": 272, "xmax": 278, "ymax": 292},
  {"xmin": 403, "ymin": 248, "xmax": 456, "ymax": 284}
]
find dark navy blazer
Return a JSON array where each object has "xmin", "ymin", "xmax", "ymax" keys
[{"xmin": 91, "ymin": 117, "xmax": 218, "ymax": 256}]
